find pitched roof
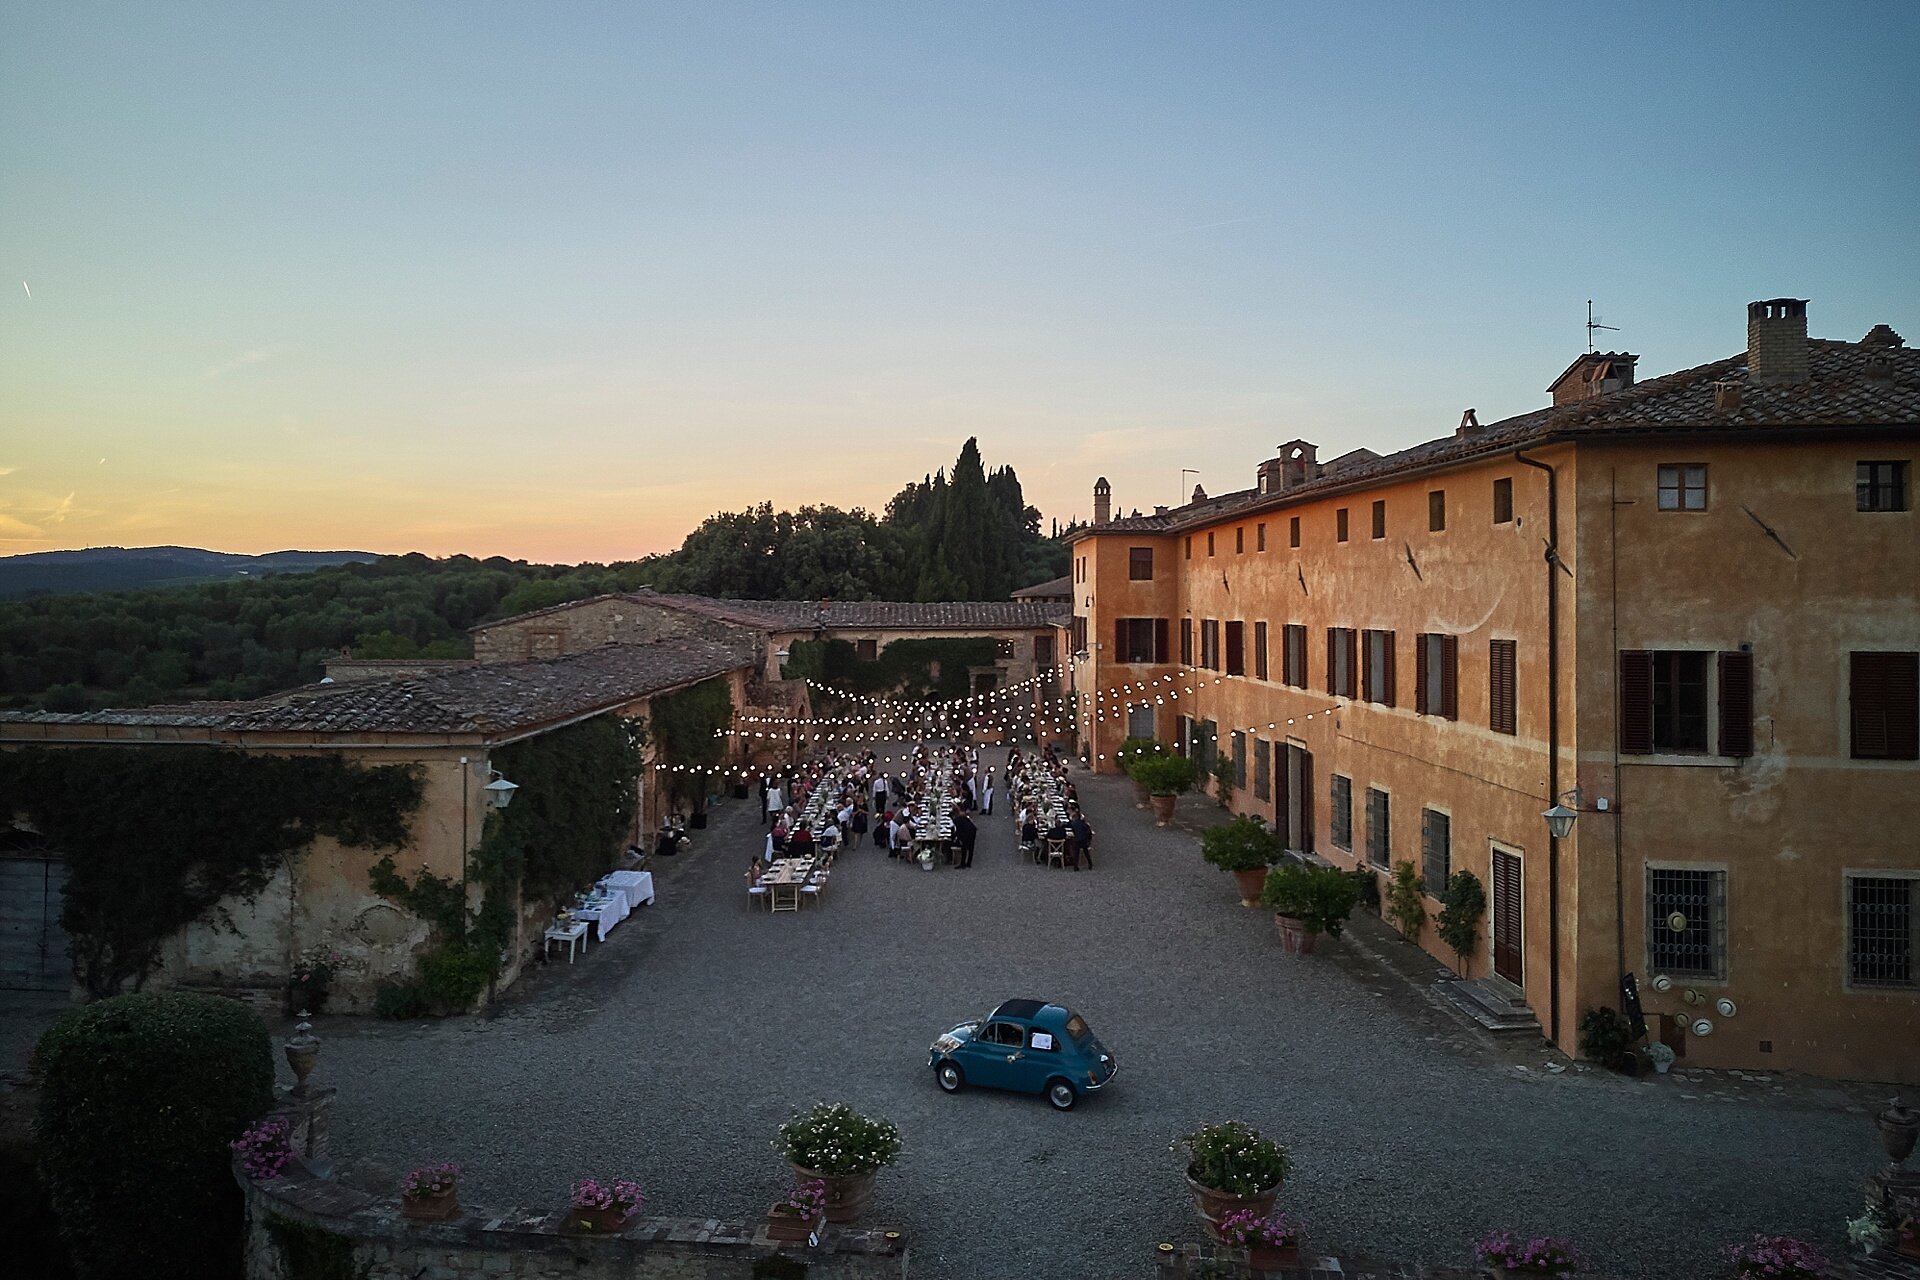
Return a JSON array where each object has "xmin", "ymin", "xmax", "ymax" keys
[
  {"xmin": 1076, "ymin": 330, "xmax": 1917, "ymax": 539},
  {"xmin": 3, "ymin": 638, "xmax": 751, "ymax": 739},
  {"xmin": 1011, "ymin": 575, "xmax": 1071, "ymax": 599},
  {"xmin": 632, "ymin": 592, "xmax": 1060, "ymax": 631}
]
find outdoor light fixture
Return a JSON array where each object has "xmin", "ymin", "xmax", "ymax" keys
[
  {"xmin": 1542, "ymin": 787, "xmax": 1583, "ymax": 839},
  {"xmin": 484, "ymin": 773, "xmax": 520, "ymax": 810},
  {"xmin": 774, "ymin": 647, "xmax": 791, "ymax": 661}
]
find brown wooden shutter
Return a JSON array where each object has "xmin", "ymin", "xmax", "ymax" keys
[
  {"xmin": 1181, "ymin": 618, "xmax": 1193, "ymax": 665},
  {"xmin": 1225, "ymin": 622, "xmax": 1244, "ymax": 675},
  {"xmin": 1154, "ymin": 618, "xmax": 1170, "ymax": 665},
  {"xmin": 1853, "ymin": 651, "xmax": 1920, "ymax": 759},
  {"xmin": 1326, "ymin": 628, "xmax": 1337, "ymax": 692},
  {"xmin": 1620, "ymin": 650, "xmax": 1654, "ymax": 754},
  {"xmin": 1415, "ymin": 634, "xmax": 1430, "ymax": 713},
  {"xmin": 1114, "ymin": 617, "xmax": 1129, "ymax": 660},
  {"xmin": 1490, "ymin": 639, "xmax": 1517, "ymax": 734},
  {"xmin": 1718, "ymin": 650, "xmax": 1754, "ymax": 757},
  {"xmin": 1300, "ymin": 749, "xmax": 1315, "ymax": 854},
  {"xmin": 1254, "ymin": 622, "xmax": 1268, "ymax": 680},
  {"xmin": 1346, "ymin": 630, "xmax": 1359, "ymax": 698},
  {"xmin": 1441, "ymin": 634, "xmax": 1459, "ymax": 719},
  {"xmin": 1383, "ymin": 631, "xmax": 1397, "ymax": 707}
]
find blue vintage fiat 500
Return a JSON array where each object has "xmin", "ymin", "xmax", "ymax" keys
[{"xmin": 927, "ymin": 998, "xmax": 1116, "ymax": 1110}]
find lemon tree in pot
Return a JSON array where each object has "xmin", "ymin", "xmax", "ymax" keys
[
  {"xmin": 1263, "ymin": 863, "xmax": 1359, "ymax": 954},
  {"xmin": 1132, "ymin": 753, "xmax": 1196, "ymax": 826},
  {"xmin": 1201, "ymin": 814, "xmax": 1282, "ymax": 907}
]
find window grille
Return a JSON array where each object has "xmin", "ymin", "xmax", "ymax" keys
[
  {"xmin": 1421, "ymin": 810, "xmax": 1450, "ymax": 895},
  {"xmin": 1366, "ymin": 788, "xmax": 1390, "ymax": 869},
  {"xmin": 1849, "ymin": 876, "xmax": 1915, "ymax": 988},
  {"xmin": 1647, "ymin": 867, "xmax": 1726, "ymax": 978},
  {"xmin": 1330, "ymin": 775, "xmax": 1352, "ymax": 851}
]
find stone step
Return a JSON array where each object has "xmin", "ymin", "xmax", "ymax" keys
[{"xmin": 1432, "ymin": 978, "xmax": 1543, "ymax": 1036}]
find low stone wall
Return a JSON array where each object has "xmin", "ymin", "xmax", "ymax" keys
[{"xmin": 242, "ymin": 1164, "xmax": 908, "ymax": 1280}]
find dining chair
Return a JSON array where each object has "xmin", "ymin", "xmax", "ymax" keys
[
  {"xmin": 748, "ymin": 883, "xmax": 769, "ymax": 910},
  {"xmin": 1045, "ymin": 837, "xmax": 1068, "ymax": 869}
]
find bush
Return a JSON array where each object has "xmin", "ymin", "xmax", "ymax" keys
[
  {"xmin": 1115, "ymin": 736, "xmax": 1160, "ymax": 769},
  {"xmin": 1200, "ymin": 814, "xmax": 1281, "ymax": 873},
  {"xmin": 774, "ymin": 1102, "xmax": 902, "ymax": 1175},
  {"xmin": 417, "ymin": 944, "xmax": 493, "ymax": 1013},
  {"xmin": 1385, "ymin": 861, "xmax": 1427, "ymax": 939},
  {"xmin": 1437, "ymin": 871, "xmax": 1486, "ymax": 962},
  {"xmin": 1349, "ymin": 867, "xmax": 1381, "ymax": 915},
  {"xmin": 1131, "ymin": 753, "xmax": 1196, "ymax": 796},
  {"xmin": 374, "ymin": 980, "xmax": 429, "ymax": 1020},
  {"xmin": 1262, "ymin": 864, "xmax": 1360, "ymax": 937},
  {"xmin": 1181, "ymin": 1120, "xmax": 1289, "ymax": 1196},
  {"xmin": 1577, "ymin": 1006, "xmax": 1634, "ymax": 1062},
  {"xmin": 33, "ymin": 992, "xmax": 273, "ymax": 1277},
  {"xmin": 0, "ymin": 1134, "xmax": 72, "ymax": 1277}
]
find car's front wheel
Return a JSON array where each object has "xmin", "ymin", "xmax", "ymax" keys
[
  {"xmin": 1046, "ymin": 1078, "xmax": 1078, "ymax": 1111},
  {"xmin": 935, "ymin": 1059, "xmax": 966, "ymax": 1093}
]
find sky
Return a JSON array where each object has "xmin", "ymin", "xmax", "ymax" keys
[{"xmin": 3, "ymin": 1, "xmax": 1917, "ymax": 564}]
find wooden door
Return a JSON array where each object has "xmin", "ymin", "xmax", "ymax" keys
[{"xmin": 1491, "ymin": 847, "xmax": 1523, "ymax": 984}]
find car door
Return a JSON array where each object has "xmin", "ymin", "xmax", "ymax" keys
[
  {"xmin": 1015, "ymin": 1023, "xmax": 1071, "ymax": 1094},
  {"xmin": 958, "ymin": 1020, "xmax": 1025, "ymax": 1090}
]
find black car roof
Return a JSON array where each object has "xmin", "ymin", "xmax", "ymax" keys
[{"xmin": 991, "ymin": 998, "xmax": 1049, "ymax": 1020}]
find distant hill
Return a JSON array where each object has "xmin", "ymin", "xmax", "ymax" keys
[{"xmin": 0, "ymin": 546, "xmax": 379, "ymax": 599}]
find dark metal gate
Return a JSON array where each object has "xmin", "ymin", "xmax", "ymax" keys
[{"xmin": 0, "ymin": 852, "xmax": 71, "ymax": 991}]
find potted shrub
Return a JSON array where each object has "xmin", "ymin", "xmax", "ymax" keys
[
  {"xmin": 775, "ymin": 1102, "xmax": 902, "ymax": 1223},
  {"xmin": 1384, "ymin": 860, "xmax": 1426, "ymax": 941},
  {"xmin": 1117, "ymin": 737, "xmax": 1158, "ymax": 807},
  {"xmin": 1576, "ymin": 1007, "xmax": 1634, "ymax": 1067},
  {"xmin": 1262, "ymin": 864, "xmax": 1360, "ymax": 954},
  {"xmin": 1180, "ymin": 1121, "xmax": 1289, "ymax": 1244},
  {"xmin": 1437, "ymin": 871, "xmax": 1486, "ymax": 972},
  {"xmin": 764, "ymin": 1177, "xmax": 828, "ymax": 1245},
  {"xmin": 1218, "ymin": 1208, "xmax": 1299, "ymax": 1271},
  {"xmin": 1474, "ymin": 1232, "xmax": 1580, "ymax": 1279},
  {"xmin": 1728, "ymin": 1234, "xmax": 1828, "ymax": 1279},
  {"xmin": 1201, "ymin": 814, "xmax": 1281, "ymax": 906},
  {"xmin": 1645, "ymin": 1041, "xmax": 1676, "ymax": 1074},
  {"xmin": 566, "ymin": 1178, "xmax": 644, "ymax": 1233},
  {"xmin": 1210, "ymin": 753, "xmax": 1235, "ymax": 809},
  {"xmin": 399, "ymin": 1162, "xmax": 461, "ymax": 1222},
  {"xmin": 1133, "ymin": 754, "xmax": 1196, "ymax": 825}
]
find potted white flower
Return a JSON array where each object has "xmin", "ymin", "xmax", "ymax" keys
[{"xmin": 1645, "ymin": 1041, "xmax": 1676, "ymax": 1074}]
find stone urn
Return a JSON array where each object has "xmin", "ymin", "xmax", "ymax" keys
[
  {"xmin": 1274, "ymin": 913, "xmax": 1317, "ymax": 955},
  {"xmin": 1187, "ymin": 1172, "xmax": 1281, "ymax": 1245},
  {"xmin": 790, "ymin": 1164, "xmax": 875, "ymax": 1224},
  {"xmin": 1151, "ymin": 794, "xmax": 1177, "ymax": 825},
  {"xmin": 283, "ymin": 1014, "xmax": 320, "ymax": 1097},
  {"xmin": 1879, "ymin": 1098, "xmax": 1919, "ymax": 1174},
  {"xmin": 1231, "ymin": 868, "xmax": 1266, "ymax": 907}
]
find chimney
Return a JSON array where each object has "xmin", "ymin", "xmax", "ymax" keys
[
  {"xmin": 1191, "ymin": 483, "xmax": 1208, "ymax": 504},
  {"xmin": 1093, "ymin": 477, "xmax": 1111, "ymax": 525},
  {"xmin": 1154, "ymin": 505, "xmax": 1168, "ymax": 515},
  {"xmin": 1712, "ymin": 381, "xmax": 1744, "ymax": 414},
  {"xmin": 1549, "ymin": 353, "xmax": 1639, "ymax": 405},
  {"xmin": 1747, "ymin": 298, "xmax": 1809, "ymax": 385},
  {"xmin": 1456, "ymin": 408, "xmax": 1481, "ymax": 438}
]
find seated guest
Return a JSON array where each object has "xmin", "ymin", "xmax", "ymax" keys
[
  {"xmin": 746, "ymin": 856, "xmax": 766, "ymax": 885},
  {"xmin": 819, "ymin": 820, "xmax": 841, "ymax": 850},
  {"xmin": 892, "ymin": 813, "xmax": 915, "ymax": 854},
  {"xmin": 874, "ymin": 808, "xmax": 892, "ymax": 847},
  {"xmin": 789, "ymin": 822, "xmax": 815, "ymax": 858},
  {"xmin": 1019, "ymin": 814, "xmax": 1040, "ymax": 856}
]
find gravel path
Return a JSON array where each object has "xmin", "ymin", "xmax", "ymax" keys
[{"xmin": 313, "ymin": 750, "xmax": 1878, "ymax": 1278}]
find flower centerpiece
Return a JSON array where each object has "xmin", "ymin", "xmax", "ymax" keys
[
  {"xmin": 400, "ymin": 1162, "xmax": 462, "ymax": 1221},
  {"xmin": 1474, "ymin": 1232, "xmax": 1581, "ymax": 1279},
  {"xmin": 765, "ymin": 1177, "xmax": 828, "ymax": 1244},
  {"xmin": 1180, "ymin": 1121, "xmax": 1290, "ymax": 1243},
  {"xmin": 289, "ymin": 945, "xmax": 345, "ymax": 1014},
  {"xmin": 231, "ymin": 1116, "xmax": 295, "ymax": 1182},
  {"xmin": 774, "ymin": 1102, "xmax": 902, "ymax": 1223},
  {"xmin": 1219, "ymin": 1208, "xmax": 1300, "ymax": 1271},
  {"xmin": 1729, "ymin": 1234, "xmax": 1828, "ymax": 1279},
  {"xmin": 567, "ymin": 1178, "xmax": 644, "ymax": 1234}
]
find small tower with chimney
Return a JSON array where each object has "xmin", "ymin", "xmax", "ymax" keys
[
  {"xmin": 1748, "ymin": 298, "xmax": 1810, "ymax": 385},
  {"xmin": 1093, "ymin": 477, "xmax": 1111, "ymax": 525}
]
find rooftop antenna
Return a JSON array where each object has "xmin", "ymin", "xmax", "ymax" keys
[
  {"xmin": 1180, "ymin": 468, "xmax": 1199, "ymax": 507},
  {"xmin": 1587, "ymin": 299, "xmax": 1620, "ymax": 352}
]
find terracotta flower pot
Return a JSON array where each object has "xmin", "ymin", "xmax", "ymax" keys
[
  {"xmin": 791, "ymin": 1164, "xmax": 875, "ymax": 1224},
  {"xmin": 1247, "ymin": 1236, "xmax": 1301, "ymax": 1272},
  {"xmin": 1187, "ymin": 1173, "xmax": 1280, "ymax": 1245},
  {"xmin": 1131, "ymin": 778, "xmax": 1151, "ymax": 809},
  {"xmin": 1150, "ymin": 794, "xmax": 1177, "ymax": 825},
  {"xmin": 401, "ymin": 1188, "xmax": 459, "ymax": 1222},
  {"xmin": 565, "ymin": 1203, "xmax": 636, "ymax": 1234},
  {"xmin": 1274, "ymin": 913, "xmax": 1317, "ymax": 955},
  {"xmin": 1231, "ymin": 868, "xmax": 1266, "ymax": 907},
  {"xmin": 763, "ymin": 1204, "xmax": 826, "ymax": 1245}
]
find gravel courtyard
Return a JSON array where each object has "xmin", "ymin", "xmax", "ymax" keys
[{"xmin": 317, "ymin": 752, "xmax": 1881, "ymax": 1278}]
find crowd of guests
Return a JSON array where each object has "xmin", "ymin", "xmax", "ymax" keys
[{"xmin": 1008, "ymin": 746, "xmax": 1096, "ymax": 869}]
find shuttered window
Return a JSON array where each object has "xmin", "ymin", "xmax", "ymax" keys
[
  {"xmin": 1619, "ymin": 650, "xmax": 1654, "ymax": 754},
  {"xmin": 1492, "ymin": 477, "xmax": 1514, "ymax": 524},
  {"xmin": 1129, "ymin": 547, "xmax": 1154, "ymax": 580},
  {"xmin": 1283, "ymin": 624, "xmax": 1307, "ymax": 688},
  {"xmin": 1647, "ymin": 867, "xmax": 1727, "ymax": 979},
  {"xmin": 1856, "ymin": 461, "xmax": 1908, "ymax": 513},
  {"xmin": 1718, "ymin": 650, "xmax": 1754, "ymax": 757},
  {"xmin": 1330, "ymin": 775, "xmax": 1352, "ymax": 851},
  {"xmin": 1180, "ymin": 618, "xmax": 1193, "ymax": 666},
  {"xmin": 1253, "ymin": 622, "xmax": 1269, "ymax": 680},
  {"xmin": 1201, "ymin": 619, "xmax": 1220, "ymax": 670},
  {"xmin": 1336, "ymin": 508, "xmax": 1349, "ymax": 542},
  {"xmin": 1421, "ymin": 809, "xmax": 1450, "ymax": 895},
  {"xmin": 1114, "ymin": 619, "xmax": 1168, "ymax": 664},
  {"xmin": 1428, "ymin": 490, "xmax": 1446, "ymax": 532},
  {"xmin": 1416, "ymin": 633, "xmax": 1458, "ymax": 718},
  {"xmin": 1225, "ymin": 622, "xmax": 1246, "ymax": 676},
  {"xmin": 1253, "ymin": 738, "xmax": 1271, "ymax": 801},
  {"xmin": 1848, "ymin": 876, "xmax": 1916, "ymax": 988},
  {"xmin": 1327, "ymin": 628, "xmax": 1356, "ymax": 697},
  {"xmin": 1257, "ymin": 522, "xmax": 1267, "ymax": 551},
  {"xmin": 1851, "ymin": 651, "xmax": 1920, "ymax": 760},
  {"xmin": 1235, "ymin": 527, "xmax": 1245, "ymax": 554},
  {"xmin": 1289, "ymin": 516, "xmax": 1301, "ymax": 548},
  {"xmin": 1489, "ymin": 638, "xmax": 1517, "ymax": 734},
  {"xmin": 1362, "ymin": 629, "xmax": 1396, "ymax": 706},
  {"xmin": 1366, "ymin": 788, "xmax": 1390, "ymax": 869},
  {"xmin": 1370, "ymin": 499, "xmax": 1387, "ymax": 539},
  {"xmin": 1231, "ymin": 731, "xmax": 1247, "ymax": 788}
]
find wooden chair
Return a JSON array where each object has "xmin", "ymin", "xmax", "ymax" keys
[
  {"xmin": 801, "ymin": 871, "xmax": 826, "ymax": 906},
  {"xmin": 1044, "ymin": 836, "xmax": 1069, "ymax": 869},
  {"xmin": 748, "ymin": 883, "xmax": 769, "ymax": 911}
]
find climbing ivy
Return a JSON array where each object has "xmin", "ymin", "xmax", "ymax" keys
[
  {"xmin": 783, "ymin": 637, "xmax": 996, "ymax": 702},
  {"xmin": 491, "ymin": 714, "xmax": 646, "ymax": 902},
  {"xmin": 0, "ymin": 747, "xmax": 419, "ymax": 998},
  {"xmin": 649, "ymin": 677, "xmax": 733, "ymax": 810},
  {"xmin": 263, "ymin": 1212, "xmax": 359, "ymax": 1279}
]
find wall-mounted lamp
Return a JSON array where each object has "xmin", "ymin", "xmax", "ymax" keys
[
  {"xmin": 1542, "ymin": 787, "xmax": 1582, "ymax": 839},
  {"xmin": 484, "ymin": 772, "xmax": 520, "ymax": 810}
]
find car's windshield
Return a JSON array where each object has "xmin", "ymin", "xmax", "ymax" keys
[{"xmin": 1064, "ymin": 1013, "xmax": 1091, "ymax": 1043}]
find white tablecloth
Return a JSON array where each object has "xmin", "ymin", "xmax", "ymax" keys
[
  {"xmin": 574, "ymin": 888, "xmax": 630, "ymax": 941},
  {"xmin": 605, "ymin": 870, "xmax": 654, "ymax": 907}
]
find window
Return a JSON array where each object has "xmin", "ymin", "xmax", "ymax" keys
[
  {"xmin": 1657, "ymin": 463, "xmax": 1709, "ymax": 511},
  {"xmin": 1651, "ymin": 651, "xmax": 1710, "ymax": 752},
  {"xmin": 1114, "ymin": 618, "xmax": 1168, "ymax": 664},
  {"xmin": 1027, "ymin": 1028, "xmax": 1055, "ymax": 1051},
  {"xmin": 1365, "ymin": 787, "xmax": 1390, "ymax": 869},
  {"xmin": 1235, "ymin": 527, "xmax": 1244, "ymax": 554},
  {"xmin": 1362, "ymin": 629, "xmax": 1396, "ymax": 706},
  {"xmin": 995, "ymin": 637, "xmax": 1015, "ymax": 659},
  {"xmin": 1207, "ymin": 532, "xmax": 1215, "ymax": 556},
  {"xmin": 855, "ymin": 638, "xmax": 878, "ymax": 662},
  {"xmin": 1225, "ymin": 622, "xmax": 1245, "ymax": 676},
  {"xmin": 1283, "ymin": 624, "xmax": 1307, "ymax": 688},
  {"xmin": 1428, "ymin": 490, "xmax": 1446, "ymax": 532},
  {"xmin": 1256, "ymin": 523, "xmax": 1267, "ymax": 551},
  {"xmin": 1289, "ymin": 516, "xmax": 1301, "ymax": 548},
  {"xmin": 1254, "ymin": 738, "xmax": 1271, "ymax": 801},
  {"xmin": 1858, "ymin": 461, "xmax": 1909, "ymax": 512},
  {"xmin": 1185, "ymin": 536, "xmax": 1192, "ymax": 560},
  {"xmin": 1492, "ymin": 477, "xmax": 1514, "ymax": 524},
  {"xmin": 1415, "ymin": 633, "xmax": 1458, "ymax": 718},
  {"xmin": 1619, "ymin": 650, "xmax": 1754, "ymax": 756},
  {"xmin": 982, "ymin": 1021, "xmax": 1023, "ymax": 1046},
  {"xmin": 1371, "ymin": 499, "xmax": 1387, "ymax": 539},
  {"xmin": 1330, "ymin": 775, "xmax": 1352, "ymax": 850},
  {"xmin": 1336, "ymin": 508, "xmax": 1349, "ymax": 542},
  {"xmin": 1327, "ymin": 627, "xmax": 1356, "ymax": 697},
  {"xmin": 1647, "ymin": 867, "xmax": 1727, "ymax": 979},
  {"xmin": 1421, "ymin": 809, "xmax": 1450, "ymax": 895},
  {"xmin": 1849, "ymin": 875, "xmax": 1916, "ymax": 988},
  {"xmin": 1201, "ymin": 619, "xmax": 1220, "ymax": 670},
  {"xmin": 1129, "ymin": 547, "xmax": 1154, "ymax": 580},
  {"xmin": 1489, "ymin": 638, "xmax": 1517, "ymax": 734},
  {"xmin": 1180, "ymin": 618, "xmax": 1193, "ymax": 666},
  {"xmin": 1231, "ymin": 731, "xmax": 1247, "ymax": 788},
  {"xmin": 1851, "ymin": 651, "xmax": 1920, "ymax": 760},
  {"xmin": 1253, "ymin": 622, "xmax": 1268, "ymax": 680},
  {"xmin": 1070, "ymin": 616, "xmax": 1087, "ymax": 654}
]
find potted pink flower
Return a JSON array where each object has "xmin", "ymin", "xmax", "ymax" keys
[
  {"xmin": 567, "ymin": 1178, "xmax": 644, "ymax": 1234},
  {"xmin": 230, "ymin": 1116, "xmax": 295, "ymax": 1182},
  {"xmin": 1728, "ymin": 1234, "xmax": 1827, "ymax": 1279},
  {"xmin": 400, "ymin": 1162, "xmax": 462, "ymax": 1221},
  {"xmin": 1474, "ymin": 1231, "xmax": 1580, "ymax": 1279},
  {"xmin": 1219, "ymin": 1208, "xmax": 1299, "ymax": 1271},
  {"xmin": 764, "ymin": 1177, "xmax": 827, "ymax": 1245}
]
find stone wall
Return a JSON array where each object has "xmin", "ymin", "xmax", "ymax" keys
[{"xmin": 242, "ymin": 1164, "xmax": 908, "ymax": 1280}]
